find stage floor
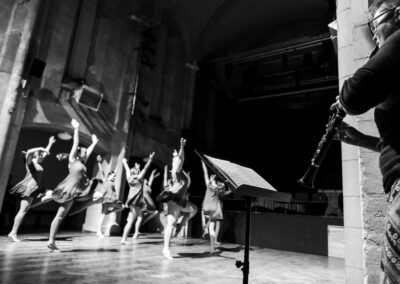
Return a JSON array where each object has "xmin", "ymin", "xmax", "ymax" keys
[{"xmin": 0, "ymin": 232, "xmax": 344, "ymax": 284}]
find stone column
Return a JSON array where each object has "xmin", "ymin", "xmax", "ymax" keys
[
  {"xmin": 337, "ymin": 1, "xmax": 386, "ymax": 283},
  {"xmin": 0, "ymin": 0, "xmax": 42, "ymax": 213}
]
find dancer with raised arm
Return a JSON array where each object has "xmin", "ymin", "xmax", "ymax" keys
[
  {"xmin": 96, "ymin": 155, "xmax": 124, "ymax": 238},
  {"xmin": 201, "ymin": 160, "xmax": 231, "ymax": 253},
  {"xmin": 121, "ymin": 152, "xmax": 155, "ymax": 244},
  {"xmin": 174, "ymin": 172, "xmax": 198, "ymax": 238},
  {"xmin": 8, "ymin": 136, "xmax": 56, "ymax": 242},
  {"xmin": 48, "ymin": 119, "xmax": 98, "ymax": 252},
  {"xmin": 158, "ymin": 138, "xmax": 189, "ymax": 260},
  {"xmin": 138, "ymin": 169, "xmax": 159, "ymax": 232}
]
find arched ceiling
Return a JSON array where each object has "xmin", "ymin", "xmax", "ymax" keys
[{"xmin": 156, "ymin": 0, "xmax": 333, "ymax": 60}]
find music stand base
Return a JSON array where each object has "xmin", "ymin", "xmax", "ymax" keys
[{"xmin": 235, "ymin": 196, "xmax": 252, "ymax": 284}]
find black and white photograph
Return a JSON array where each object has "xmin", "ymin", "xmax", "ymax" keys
[{"xmin": 0, "ymin": 0, "xmax": 399, "ymax": 283}]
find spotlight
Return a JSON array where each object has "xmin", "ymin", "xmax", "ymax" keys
[{"xmin": 57, "ymin": 132, "xmax": 72, "ymax": 141}]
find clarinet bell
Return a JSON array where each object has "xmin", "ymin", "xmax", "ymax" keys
[{"xmin": 298, "ymin": 165, "xmax": 318, "ymax": 190}]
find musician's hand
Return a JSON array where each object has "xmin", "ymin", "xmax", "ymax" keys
[
  {"xmin": 334, "ymin": 121, "xmax": 363, "ymax": 145},
  {"xmin": 330, "ymin": 96, "xmax": 346, "ymax": 113}
]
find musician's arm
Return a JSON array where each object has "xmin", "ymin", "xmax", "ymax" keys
[
  {"xmin": 338, "ymin": 39, "xmax": 400, "ymax": 115},
  {"xmin": 335, "ymin": 122, "xmax": 380, "ymax": 152}
]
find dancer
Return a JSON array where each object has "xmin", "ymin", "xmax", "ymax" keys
[
  {"xmin": 139, "ymin": 169, "xmax": 160, "ymax": 231},
  {"xmin": 201, "ymin": 160, "xmax": 231, "ymax": 253},
  {"xmin": 121, "ymin": 152, "xmax": 155, "ymax": 244},
  {"xmin": 158, "ymin": 138, "xmax": 189, "ymax": 260},
  {"xmin": 174, "ymin": 172, "xmax": 198, "ymax": 238},
  {"xmin": 48, "ymin": 119, "xmax": 98, "ymax": 252},
  {"xmin": 96, "ymin": 155, "xmax": 124, "ymax": 238},
  {"xmin": 8, "ymin": 136, "xmax": 56, "ymax": 242},
  {"xmin": 159, "ymin": 165, "xmax": 172, "ymax": 232}
]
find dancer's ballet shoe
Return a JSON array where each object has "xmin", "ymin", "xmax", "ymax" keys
[
  {"xmin": 47, "ymin": 243, "xmax": 60, "ymax": 252},
  {"xmin": 120, "ymin": 240, "xmax": 132, "ymax": 245},
  {"xmin": 163, "ymin": 248, "xmax": 173, "ymax": 261},
  {"xmin": 8, "ymin": 233, "xmax": 21, "ymax": 242},
  {"xmin": 215, "ymin": 241, "xmax": 221, "ymax": 246}
]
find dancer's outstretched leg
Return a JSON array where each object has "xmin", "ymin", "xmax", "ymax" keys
[
  {"xmin": 142, "ymin": 210, "xmax": 158, "ymax": 226},
  {"xmin": 8, "ymin": 198, "xmax": 33, "ymax": 242}
]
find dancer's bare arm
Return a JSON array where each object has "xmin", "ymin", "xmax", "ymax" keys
[
  {"xmin": 69, "ymin": 119, "xmax": 80, "ymax": 163},
  {"xmin": 122, "ymin": 158, "xmax": 131, "ymax": 180},
  {"xmin": 138, "ymin": 152, "xmax": 155, "ymax": 180},
  {"xmin": 163, "ymin": 165, "xmax": 168, "ymax": 188},
  {"xmin": 148, "ymin": 169, "xmax": 160, "ymax": 187},
  {"xmin": 201, "ymin": 161, "xmax": 210, "ymax": 185},
  {"xmin": 86, "ymin": 134, "xmax": 99, "ymax": 160},
  {"xmin": 42, "ymin": 136, "xmax": 56, "ymax": 158},
  {"xmin": 97, "ymin": 155, "xmax": 106, "ymax": 180}
]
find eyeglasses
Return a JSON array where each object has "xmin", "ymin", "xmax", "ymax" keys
[{"xmin": 368, "ymin": 7, "xmax": 398, "ymax": 34}]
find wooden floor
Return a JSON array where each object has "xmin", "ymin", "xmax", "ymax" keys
[{"xmin": 0, "ymin": 232, "xmax": 344, "ymax": 284}]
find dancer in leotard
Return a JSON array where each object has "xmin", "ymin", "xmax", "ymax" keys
[
  {"xmin": 174, "ymin": 172, "xmax": 198, "ymax": 238},
  {"xmin": 48, "ymin": 119, "xmax": 99, "ymax": 252},
  {"xmin": 121, "ymin": 152, "xmax": 155, "ymax": 244},
  {"xmin": 131, "ymin": 169, "xmax": 159, "ymax": 237},
  {"xmin": 95, "ymin": 155, "xmax": 124, "ymax": 238},
  {"xmin": 201, "ymin": 160, "xmax": 231, "ymax": 253},
  {"xmin": 8, "ymin": 136, "xmax": 56, "ymax": 242},
  {"xmin": 157, "ymin": 138, "xmax": 189, "ymax": 260}
]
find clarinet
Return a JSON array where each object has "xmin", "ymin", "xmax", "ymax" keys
[{"xmin": 298, "ymin": 108, "xmax": 346, "ymax": 189}]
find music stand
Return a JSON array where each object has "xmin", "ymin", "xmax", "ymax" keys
[{"xmin": 195, "ymin": 151, "xmax": 291, "ymax": 284}]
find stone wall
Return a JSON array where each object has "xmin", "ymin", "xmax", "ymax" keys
[{"xmin": 337, "ymin": 0, "xmax": 386, "ymax": 283}]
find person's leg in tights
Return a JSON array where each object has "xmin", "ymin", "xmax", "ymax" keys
[
  {"xmin": 48, "ymin": 200, "xmax": 74, "ymax": 251},
  {"xmin": 8, "ymin": 197, "xmax": 33, "ymax": 242},
  {"xmin": 215, "ymin": 220, "xmax": 221, "ymax": 245},
  {"xmin": 96, "ymin": 204, "xmax": 107, "ymax": 238},
  {"xmin": 201, "ymin": 210, "xmax": 209, "ymax": 237},
  {"xmin": 141, "ymin": 210, "xmax": 159, "ymax": 226},
  {"xmin": 163, "ymin": 202, "xmax": 180, "ymax": 260},
  {"xmin": 132, "ymin": 208, "xmax": 143, "ymax": 239},
  {"xmin": 174, "ymin": 203, "xmax": 197, "ymax": 237},
  {"xmin": 121, "ymin": 206, "xmax": 138, "ymax": 244},
  {"xmin": 209, "ymin": 220, "xmax": 216, "ymax": 253}
]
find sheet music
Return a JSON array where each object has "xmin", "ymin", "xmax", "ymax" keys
[{"xmin": 205, "ymin": 155, "xmax": 277, "ymax": 191}]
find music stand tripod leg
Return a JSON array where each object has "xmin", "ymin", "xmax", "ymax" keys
[{"xmin": 235, "ymin": 196, "xmax": 252, "ymax": 284}]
